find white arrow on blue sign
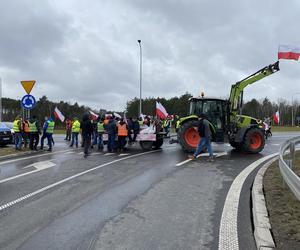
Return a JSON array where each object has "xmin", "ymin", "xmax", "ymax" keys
[{"xmin": 21, "ymin": 94, "xmax": 36, "ymax": 110}]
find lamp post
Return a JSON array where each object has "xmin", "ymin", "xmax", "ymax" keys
[
  {"xmin": 0, "ymin": 77, "xmax": 2, "ymax": 122},
  {"xmin": 291, "ymin": 92, "xmax": 300, "ymax": 126},
  {"xmin": 137, "ymin": 40, "xmax": 142, "ymax": 117}
]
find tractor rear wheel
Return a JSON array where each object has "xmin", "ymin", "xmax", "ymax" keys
[
  {"xmin": 177, "ymin": 120, "xmax": 200, "ymax": 153},
  {"xmin": 242, "ymin": 128, "xmax": 265, "ymax": 153}
]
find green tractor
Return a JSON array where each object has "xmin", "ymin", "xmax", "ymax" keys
[{"xmin": 177, "ymin": 61, "xmax": 280, "ymax": 153}]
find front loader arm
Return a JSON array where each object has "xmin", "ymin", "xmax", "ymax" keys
[{"xmin": 229, "ymin": 61, "xmax": 280, "ymax": 118}]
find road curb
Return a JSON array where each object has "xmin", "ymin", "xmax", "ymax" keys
[{"xmin": 252, "ymin": 156, "xmax": 278, "ymax": 250}]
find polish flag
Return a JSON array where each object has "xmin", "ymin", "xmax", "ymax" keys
[
  {"xmin": 273, "ymin": 111, "xmax": 280, "ymax": 125},
  {"xmin": 89, "ymin": 110, "xmax": 99, "ymax": 121},
  {"xmin": 53, "ymin": 107, "xmax": 65, "ymax": 122},
  {"xmin": 156, "ymin": 101, "xmax": 168, "ymax": 119},
  {"xmin": 278, "ymin": 45, "xmax": 300, "ymax": 60}
]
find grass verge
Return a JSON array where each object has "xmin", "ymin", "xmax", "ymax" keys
[{"xmin": 264, "ymin": 161, "xmax": 300, "ymax": 249}]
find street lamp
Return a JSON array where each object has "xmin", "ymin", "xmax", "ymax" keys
[
  {"xmin": 0, "ymin": 77, "xmax": 2, "ymax": 122},
  {"xmin": 291, "ymin": 92, "xmax": 300, "ymax": 126},
  {"xmin": 138, "ymin": 40, "xmax": 142, "ymax": 117}
]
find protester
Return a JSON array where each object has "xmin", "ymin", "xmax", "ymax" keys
[
  {"xmin": 22, "ymin": 119, "xmax": 30, "ymax": 148},
  {"xmin": 28, "ymin": 115, "xmax": 41, "ymax": 150},
  {"xmin": 65, "ymin": 119, "xmax": 72, "ymax": 141},
  {"xmin": 131, "ymin": 117, "xmax": 140, "ymax": 143},
  {"xmin": 80, "ymin": 113, "xmax": 93, "ymax": 157},
  {"xmin": 117, "ymin": 118, "xmax": 128, "ymax": 152},
  {"xmin": 13, "ymin": 115, "xmax": 23, "ymax": 150},
  {"xmin": 190, "ymin": 114, "xmax": 214, "ymax": 161},
  {"xmin": 97, "ymin": 117, "xmax": 105, "ymax": 151},
  {"xmin": 106, "ymin": 116, "xmax": 117, "ymax": 152},
  {"xmin": 40, "ymin": 116, "xmax": 55, "ymax": 151},
  {"xmin": 70, "ymin": 117, "xmax": 80, "ymax": 148}
]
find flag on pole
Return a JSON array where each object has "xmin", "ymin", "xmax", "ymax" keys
[
  {"xmin": 113, "ymin": 112, "xmax": 122, "ymax": 119},
  {"xmin": 273, "ymin": 111, "xmax": 280, "ymax": 125},
  {"xmin": 53, "ymin": 107, "xmax": 65, "ymax": 122},
  {"xmin": 123, "ymin": 112, "xmax": 128, "ymax": 124},
  {"xmin": 156, "ymin": 101, "xmax": 168, "ymax": 119},
  {"xmin": 278, "ymin": 45, "xmax": 300, "ymax": 60},
  {"xmin": 89, "ymin": 110, "xmax": 99, "ymax": 121}
]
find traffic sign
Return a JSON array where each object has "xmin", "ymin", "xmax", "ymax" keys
[
  {"xmin": 21, "ymin": 95, "xmax": 36, "ymax": 110},
  {"xmin": 21, "ymin": 80, "xmax": 36, "ymax": 94}
]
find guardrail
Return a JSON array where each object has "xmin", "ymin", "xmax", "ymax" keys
[{"xmin": 279, "ymin": 136, "xmax": 300, "ymax": 201}]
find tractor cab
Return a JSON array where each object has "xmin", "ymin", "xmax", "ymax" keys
[{"xmin": 189, "ymin": 97, "xmax": 229, "ymax": 142}]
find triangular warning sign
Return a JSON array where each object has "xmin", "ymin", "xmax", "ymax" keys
[{"xmin": 21, "ymin": 80, "xmax": 36, "ymax": 94}]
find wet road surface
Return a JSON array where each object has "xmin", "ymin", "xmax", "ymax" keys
[{"xmin": 0, "ymin": 132, "xmax": 298, "ymax": 249}]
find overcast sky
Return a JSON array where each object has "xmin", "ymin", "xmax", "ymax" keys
[{"xmin": 0, "ymin": 0, "xmax": 300, "ymax": 111}]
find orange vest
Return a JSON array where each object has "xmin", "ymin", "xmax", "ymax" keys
[
  {"xmin": 117, "ymin": 123, "xmax": 128, "ymax": 136},
  {"xmin": 23, "ymin": 121, "xmax": 30, "ymax": 133}
]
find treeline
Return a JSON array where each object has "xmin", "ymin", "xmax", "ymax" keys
[
  {"xmin": 2, "ymin": 94, "xmax": 300, "ymax": 127},
  {"xmin": 2, "ymin": 96, "xmax": 92, "ymax": 127},
  {"xmin": 126, "ymin": 95, "xmax": 300, "ymax": 126}
]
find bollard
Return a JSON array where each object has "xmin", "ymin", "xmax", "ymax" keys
[{"xmin": 290, "ymin": 141, "xmax": 295, "ymax": 169}]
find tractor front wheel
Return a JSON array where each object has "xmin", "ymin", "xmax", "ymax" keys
[
  {"xmin": 242, "ymin": 128, "xmax": 265, "ymax": 153},
  {"xmin": 177, "ymin": 120, "xmax": 200, "ymax": 153}
]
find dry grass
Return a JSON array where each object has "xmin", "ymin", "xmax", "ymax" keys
[{"xmin": 264, "ymin": 161, "xmax": 300, "ymax": 249}]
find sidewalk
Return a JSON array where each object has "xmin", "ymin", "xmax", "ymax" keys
[{"xmin": 264, "ymin": 161, "xmax": 300, "ymax": 249}]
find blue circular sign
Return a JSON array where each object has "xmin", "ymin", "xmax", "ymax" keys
[{"xmin": 21, "ymin": 94, "xmax": 36, "ymax": 110}]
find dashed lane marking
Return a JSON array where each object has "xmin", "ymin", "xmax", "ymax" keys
[
  {"xmin": 175, "ymin": 152, "xmax": 228, "ymax": 167},
  {"xmin": 0, "ymin": 150, "xmax": 161, "ymax": 212},
  {"xmin": 218, "ymin": 153, "xmax": 277, "ymax": 250},
  {"xmin": 0, "ymin": 149, "xmax": 75, "ymax": 166},
  {"xmin": 104, "ymin": 153, "xmax": 115, "ymax": 156}
]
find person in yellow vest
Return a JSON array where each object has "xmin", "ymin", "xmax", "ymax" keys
[
  {"xmin": 13, "ymin": 115, "xmax": 23, "ymax": 150},
  {"xmin": 70, "ymin": 117, "xmax": 80, "ymax": 148},
  {"xmin": 40, "ymin": 116, "xmax": 55, "ymax": 151},
  {"xmin": 28, "ymin": 115, "xmax": 41, "ymax": 151},
  {"xmin": 117, "ymin": 118, "xmax": 128, "ymax": 152},
  {"xmin": 97, "ymin": 117, "xmax": 105, "ymax": 151}
]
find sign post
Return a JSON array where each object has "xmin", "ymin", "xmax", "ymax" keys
[{"xmin": 20, "ymin": 80, "xmax": 36, "ymax": 119}]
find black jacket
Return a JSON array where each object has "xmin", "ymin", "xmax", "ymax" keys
[{"xmin": 81, "ymin": 113, "xmax": 93, "ymax": 137}]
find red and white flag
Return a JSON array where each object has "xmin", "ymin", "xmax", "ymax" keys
[
  {"xmin": 89, "ymin": 110, "xmax": 99, "ymax": 121},
  {"xmin": 53, "ymin": 107, "xmax": 65, "ymax": 122},
  {"xmin": 273, "ymin": 111, "xmax": 280, "ymax": 125},
  {"xmin": 156, "ymin": 101, "xmax": 168, "ymax": 119},
  {"xmin": 278, "ymin": 45, "xmax": 300, "ymax": 61}
]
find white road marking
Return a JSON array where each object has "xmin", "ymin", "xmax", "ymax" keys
[
  {"xmin": 65, "ymin": 151, "xmax": 75, "ymax": 154},
  {"xmin": 91, "ymin": 152, "xmax": 103, "ymax": 155},
  {"xmin": 0, "ymin": 161, "xmax": 56, "ymax": 184},
  {"xmin": 218, "ymin": 153, "xmax": 277, "ymax": 250},
  {"xmin": 0, "ymin": 149, "xmax": 74, "ymax": 165},
  {"xmin": 119, "ymin": 153, "xmax": 130, "ymax": 156},
  {"xmin": 104, "ymin": 153, "xmax": 115, "ymax": 156},
  {"xmin": 176, "ymin": 159, "xmax": 192, "ymax": 166},
  {"xmin": 77, "ymin": 152, "xmax": 84, "ymax": 155},
  {"xmin": 0, "ymin": 150, "xmax": 161, "ymax": 212},
  {"xmin": 271, "ymin": 143, "xmax": 280, "ymax": 146},
  {"xmin": 176, "ymin": 152, "xmax": 228, "ymax": 167}
]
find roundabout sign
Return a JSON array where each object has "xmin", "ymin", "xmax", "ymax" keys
[{"xmin": 21, "ymin": 94, "xmax": 36, "ymax": 110}]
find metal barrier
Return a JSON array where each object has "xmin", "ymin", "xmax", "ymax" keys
[{"xmin": 279, "ymin": 136, "xmax": 300, "ymax": 201}]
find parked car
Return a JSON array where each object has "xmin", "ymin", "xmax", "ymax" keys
[
  {"xmin": 0, "ymin": 122, "xmax": 13, "ymax": 146},
  {"xmin": 3, "ymin": 122, "xmax": 14, "ymax": 143}
]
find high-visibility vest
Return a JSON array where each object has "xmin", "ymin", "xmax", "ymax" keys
[
  {"xmin": 97, "ymin": 122, "xmax": 105, "ymax": 133},
  {"xmin": 72, "ymin": 120, "xmax": 80, "ymax": 133},
  {"xmin": 46, "ymin": 121, "xmax": 55, "ymax": 134},
  {"xmin": 28, "ymin": 121, "xmax": 38, "ymax": 133},
  {"xmin": 138, "ymin": 120, "xmax": 144, "ymax": 126},
  {"xmin": 162, "ymin": 120, "xmax": 167, "ymax": 128},
  {"xmin": 23, "ymin": 121, "xmax": 30, "ymax": 133},
  {"xmin": 117, "ymin": 123, "xmax": 128, "ymax": 136},
  {"xmin": 13, "ymin": 120, "xmax": 21, "ymax": 133}
]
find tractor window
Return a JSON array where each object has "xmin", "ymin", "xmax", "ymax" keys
[
  {"xmin": 189, "ymin": 101, "xmax": 202, "ymax": 115},
  {"xmin": 202, "ymin": 100, "xmax": 225, "ymax": 129}
]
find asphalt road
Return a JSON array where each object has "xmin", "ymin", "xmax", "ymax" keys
[{"xmin": 0, "ymin": 132, "xmax": 298, "ymax": 250}]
